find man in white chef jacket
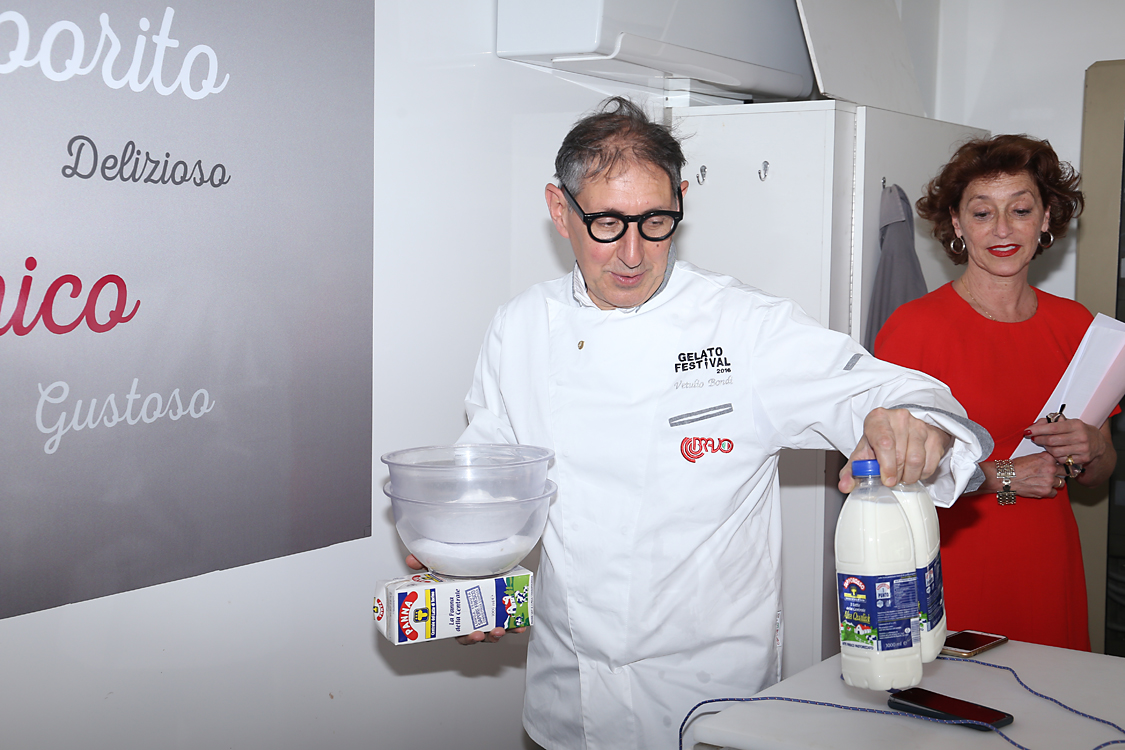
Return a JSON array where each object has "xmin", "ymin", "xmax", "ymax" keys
[{"xmin": 426, "ymin": 98, "xmax": 986, "ymax": 749}]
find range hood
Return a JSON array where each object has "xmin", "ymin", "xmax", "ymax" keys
[
  {"xmin": 497, "ymin": 0, "xmax": 926, "ymax": 116},
  {"xmin": 496, "ymin": 0, "xmax": 816, "ymax": 102}
]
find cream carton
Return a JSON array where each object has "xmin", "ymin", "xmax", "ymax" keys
[{"xmin": 373, "ymin": 566, "xmax": 534, "ymax": 645}]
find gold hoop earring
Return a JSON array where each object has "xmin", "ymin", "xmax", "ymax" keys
[{"xmin": 1039, "ymin": 231, "xmax": 1054, "ymax": 249}]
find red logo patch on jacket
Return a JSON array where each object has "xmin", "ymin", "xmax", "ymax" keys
[{"xmin": 681, "ymin": 437, "xmax": 734, "ymax": 463}]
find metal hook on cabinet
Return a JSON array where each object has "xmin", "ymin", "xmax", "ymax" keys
[
  {"xmin": 696, "ymin": 165, "xmax": 707, "ymax": 185},
  {"xmin": 758, "ymin": 161, "xmax": 769, "ymax": 181}
]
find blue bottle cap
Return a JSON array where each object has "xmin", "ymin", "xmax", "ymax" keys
[{"xmin": 852, "ymin": 459, "xmax": 881, "ymax": 477}]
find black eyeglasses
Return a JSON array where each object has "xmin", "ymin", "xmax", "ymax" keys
[{"xmin": 561, "ymin": 183, "xmax": 683, "ymax": 243}]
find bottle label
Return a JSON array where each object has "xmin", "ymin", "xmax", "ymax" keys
[
  {"xmin": 917, "ymin": 553, "xmax": 945, "ymax": 631},
  {"xmin": 838, "ymin": 571, "xmax": 920, "ymax": 652}
]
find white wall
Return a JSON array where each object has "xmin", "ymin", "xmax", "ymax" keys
[
  {"xmin": 921, "ymin": 0, "xmax": 1125, "ymax": 298},
  {"xmin": 0, "ymin": 2, "xmax": 652, "ymax": 749}
]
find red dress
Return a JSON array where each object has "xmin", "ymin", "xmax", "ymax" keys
[{"xmin": 874, "ymin": 282, "xmax": 1096, "ymax": 650}]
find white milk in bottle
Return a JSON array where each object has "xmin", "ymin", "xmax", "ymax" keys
[
  {"xmin": 835, "ymin": 459, "xmax": 922, "ymax": 690},
  {"xmin": 893, "ymin": 481, "xmax": 947, "ymax": 663}
]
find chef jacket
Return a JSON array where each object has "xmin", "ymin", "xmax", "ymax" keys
[{"xmin": 458, "ymin": 259, "xmax": 983, "ymax": 750}]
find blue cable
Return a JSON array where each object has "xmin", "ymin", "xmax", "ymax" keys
[
  {"xmin": 678, "ymin": 655, "xmax": 1125, "ymax": 750},
  {"xmin": 678, "ymin": 695, "xmax": 1028, "ymax": 750},
  {"xmin": 936, "ymin": 655, "xmax": 1125, "ymax": 736}
]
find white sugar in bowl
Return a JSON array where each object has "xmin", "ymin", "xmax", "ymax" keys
[{"xmin": 384, "ymin": 479, "xmax": 555, "ymax": 578}]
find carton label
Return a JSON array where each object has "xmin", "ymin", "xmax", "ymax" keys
[
  {"xmin": 838, "ymin": 571, "xmax": 919, "ymax": 652},
  {"xmin": 917, "ymin": 554, "xmax": 944, "ymax": 632},
  {"xmin": 397, "ymin": 588, "xmax": 437, "ymax": 643},
  {"xmin": 376, "ymin": 567, "xmax": 534, "ymax": 644},
  {"xmin": 496, "ymin": 575, "xmax": 531, "ymax": 629},
  {"xmin": 466, "ymin": 585, "xmax": 487, "ymax": 630}
]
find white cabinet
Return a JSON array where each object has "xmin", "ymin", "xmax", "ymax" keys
[{"xmin": 671, "ymin": 99, "xmax": 986, "ymax": 678}]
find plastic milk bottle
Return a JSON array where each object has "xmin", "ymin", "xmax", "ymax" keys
[
  {"xmin": 893, "ymin": 481, "xmax": 947, "ymax": 663},
  {"xmin": 835, "ymin": 459, "xmax": 922, "ymax": 690}
]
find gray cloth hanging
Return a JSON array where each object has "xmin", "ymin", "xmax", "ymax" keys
[{"xmin": 864, "ymin": 183, "xmax": 928, "ymax": 352}]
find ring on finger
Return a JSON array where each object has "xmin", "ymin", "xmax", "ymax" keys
[
  {"xmin": 1064, "ymin": 455, "xmax": 1084, "ymax": 478},
  {"xmin": 1055, "ymin": 475, "xmax": 1066, "ymax": 489}
]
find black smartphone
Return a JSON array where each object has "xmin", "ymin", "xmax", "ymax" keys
[
  {"xmin": 940, "ymin": 629, "xmax": 1008, "ymax": 658},
  {"xmin": 888, "ymin": 687, "xmax": 1013, "ymax": 730}
]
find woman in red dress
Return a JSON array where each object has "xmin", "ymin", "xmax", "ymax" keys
[{"xmin": 874, "ymin": 135, "xmax": 1117, "ymax": 650}]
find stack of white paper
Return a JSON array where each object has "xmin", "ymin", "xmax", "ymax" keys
[{"xmin": 1012, "ymin": 313, "xmax": 1125, "ymax": 459}]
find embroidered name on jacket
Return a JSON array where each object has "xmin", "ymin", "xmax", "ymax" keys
[
  {"xmin": 681, "ymin": 437, "xmax": 734, "ymax": 463},
  {"xmin": 675, "ymin": 346, "xmax": 731, "ymax": 373}
]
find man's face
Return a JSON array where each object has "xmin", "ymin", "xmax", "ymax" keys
[{"xmin": 546, "ymin": 162, "xmax": 687, "ymax": 310}]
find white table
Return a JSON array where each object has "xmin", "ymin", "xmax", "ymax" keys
[{"xmin": 693, "ymin": 641, "xmax": 1125, "ymax": 750}]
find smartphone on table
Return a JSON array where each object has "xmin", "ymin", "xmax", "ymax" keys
[
  {"xmin": 888, "ymin": 687, "xmax": 1014, "ymax": 730},
  {"xmin": 940, "ymin": 629, "xmax": 1008, "ymax": 658}
]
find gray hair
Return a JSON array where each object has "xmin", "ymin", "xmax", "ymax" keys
[{"xmin": 554, "ymin": 97, "xmax": 686, "ymax": 197}]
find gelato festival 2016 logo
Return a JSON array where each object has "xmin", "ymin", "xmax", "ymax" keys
[
  {"xmin": 0, "ymin": 7, "xmax": 228, "ymax": 99},
  {"xmin": 675, "ymin": 346, "xmax": 731, "ymax": 374}
]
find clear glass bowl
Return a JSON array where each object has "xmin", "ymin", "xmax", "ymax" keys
[
  {"xmin": 384, "ymin": 480, "xmax": 555, "ymax": 578},
  {"xmin": 380, "ymin": 444, "xmax": 553, "ymax": 503}
]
